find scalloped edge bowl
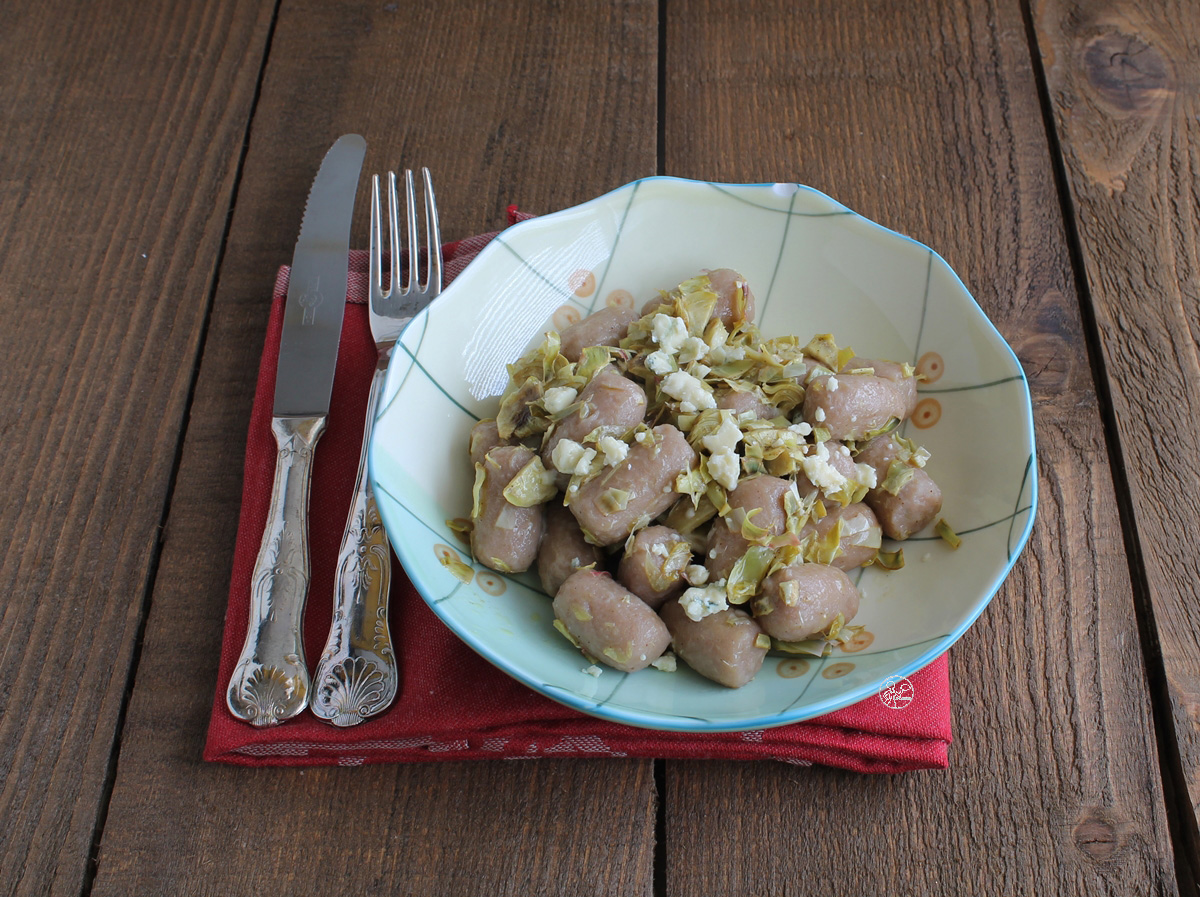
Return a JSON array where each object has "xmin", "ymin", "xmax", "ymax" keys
[{"xmin": 368, "ymin": 176, "xmax": 1036, "ymax": 732}]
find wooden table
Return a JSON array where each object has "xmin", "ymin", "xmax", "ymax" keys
[{"xmin": 3, "ymin": 0, "xmax": 1197, "ymax": 893}]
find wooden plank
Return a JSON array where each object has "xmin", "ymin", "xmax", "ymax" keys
[
  {"xmin": 661, "ymin": 0, "xmax": 1178, "ymax": 892},
  {"xmin": 1030, "ymin": 0, "xmax": 1200, "ymax": 835},
  {"xmin": 0, "ymin": 2, "xmax": 275, "ymax": 895},
  {"xmin": 89, "ymin": 1, "xmax": 660, "ymax": 894}
]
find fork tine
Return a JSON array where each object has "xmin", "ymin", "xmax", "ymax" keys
[
  {"xmin": 422, "ymin": 167, "xmax": 442, "ymax": 293},
  {"xmin": 369, "ymin": 174, "xmax": 383, "ymax": 297},
  {"xmin": 404, "ymin": 170, "xmax": 419, "ymax": 294},
  {"xmin": 386, "ymin": 171, "xmax": 401, "ymax": 296}
]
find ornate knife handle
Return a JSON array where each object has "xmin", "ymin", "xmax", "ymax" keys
[
  {"xmin": 311, "ymin": 361, "xmax": 397, "ymax": 726},
  {"xmin": 226, "ymin": 416, "xmax": 324, "ymax": 727}
]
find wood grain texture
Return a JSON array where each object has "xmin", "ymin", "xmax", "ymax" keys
[
  {"xmin": 0, "ymin": 2, "xmax": 274, "ymax": 895},
  {"xmin": 661, "ymin": 0, "xmax": 1177, "ymax": 893},
  {"xmin": 89, "ymin": 1, "xmax": 659, "ymax": 895},
  {"xmin": 1030, "ymin": 0, "xmax": 1200, "ymax": 825}
]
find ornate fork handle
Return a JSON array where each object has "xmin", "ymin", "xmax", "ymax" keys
[
  {"xmin": 227, "ymin": 416, "xmax": 323, "ymax": 727},
  {"xmin": 311, "ymin": 353, "xmax": 397, "ymax": 726}
]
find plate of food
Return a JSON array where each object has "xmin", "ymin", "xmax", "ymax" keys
[{"xmin": 368, "ymin": 176, "xmax": 1035, "ymax": 732}]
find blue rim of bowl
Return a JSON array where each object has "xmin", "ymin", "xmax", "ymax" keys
[{"xmin": 369, "ymin": 175, "xmax": 1038, "ymax": 733}]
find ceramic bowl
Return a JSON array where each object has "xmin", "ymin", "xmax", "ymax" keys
[{"xmin": 368, "ymin": 176, "xmax": 1036, "ymax": 732}]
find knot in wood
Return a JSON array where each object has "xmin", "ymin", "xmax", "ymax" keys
[
  {"xmin": 1082, "ymin": 31, "xmax": 1169, "ymax": 113},
  {"xmin": 1072, "ymin": 808, "xmax": 1124, "ymax": 862}
]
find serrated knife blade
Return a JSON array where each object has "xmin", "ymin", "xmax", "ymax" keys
[{"xmin": 227, "ymin": 134, "xmax": 366, "ymax": 727}]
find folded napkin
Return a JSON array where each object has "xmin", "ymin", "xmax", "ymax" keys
[{"xmin": 204, "ymin": 208, "xmax": 953, "ymax": 772}]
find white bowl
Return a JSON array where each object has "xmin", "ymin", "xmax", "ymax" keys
[{"xmin": 368, "ymin": 177, "xmax": 1036, "ymax": 732}]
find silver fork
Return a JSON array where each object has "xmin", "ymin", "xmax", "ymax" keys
[{"xmin": 310, "ymin": 169, "xmax": 442, "ymax": 726}]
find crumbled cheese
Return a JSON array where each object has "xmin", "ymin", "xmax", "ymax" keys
[
  {"xmin": 708, "ymin": 449, "xmax": 740, "ymax": 490},
  {"xmin": 645, "ymin": 350, "xmax": 675, "ymax": 375},
  {"xmin": 684, "ymin": 564, "xmax": 709, "ymax": 586},
  {"xmin": 551, "ymin": 438, "xmax": 596, "ymax": 476},
  {"xmin": 662, "ymin": 371, "xmax": 716, "ymax": 410},
  {"xmin": 708, "ymin": 344, "xmax": 745, "ymax": 364},
  {"xmin": 856, "ymin": 462, "xmax": 878, "ymax": 489},
  {"xmin": 701, "ymin": 412, "xmax": 742, "ymax": 456},
  {"xmin": 634, "ymin": 430, "xmax": 648, "ymax": 443},
  {"xmin": 679, "ymin": 581, "xmax": 729, "ymax": 621},
  {"xmin": 583, "ymin": 665, "xmax": 603, "ymax": 677},
  {"xmin": 826, "ymin": 376, "xmax": 839, "ymax": 392},
  {"xmin": 800, "ymin": 441, "xmax": 849, "ymax": 494},
  {"xmin": 543, "ymin": 386, "xmax": 577, "ymax": 414},
  {"xmin": 814, "ymin": 407, "xmax": 826, "ymax": 422},
  {"xmin": 651, "ymin": 314, "xmax": 688, "ymax": 355},
  {"xmin": 677, "ymin": 336, "xmax": 707, "ymax": 364},
  {"xmin": 789, "ymin": 421, "xmax": 813, "ymax": 437},
  {"xmin": 597, "ymin": 435, "xmax": 629, "ymax": 467}
]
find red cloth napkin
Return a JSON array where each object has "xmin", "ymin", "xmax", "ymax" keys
[{"xmin": 204, "ymin": 208, "xmax": 953, "ymax": 772}]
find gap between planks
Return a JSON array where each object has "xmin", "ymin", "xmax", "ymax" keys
[
  {"xmin": 1016, "ymin": 0, "xmax": 1200, "ymax": 892},
  {"xmin": 76, "ymin": 2, "xmax": 286, "ymax": 894}
]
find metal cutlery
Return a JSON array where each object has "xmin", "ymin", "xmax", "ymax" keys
[
  {"xmin": 310, "ymin": 168, "xmax": 442, "ymax": 726},
  {"xmin": 226, "ymin": 134, "xmax": 367, "ymax": 727}
]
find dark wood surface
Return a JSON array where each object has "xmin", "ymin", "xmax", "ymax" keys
[
  {"xmin": 0, "ymin": 0, "xmax": 1195, "ymax": 894},
  {"xmin": 1032, "ymin": 0, "xmax": 1200, "ymax": 857}
]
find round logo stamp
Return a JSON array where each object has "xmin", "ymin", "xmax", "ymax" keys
[{"xmin": 878, "ymin": 675, "xmax": 915, "ymax": 710}]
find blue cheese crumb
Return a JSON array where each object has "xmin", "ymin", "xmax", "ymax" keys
[
  {"xmin": 646, "ymin": 350, "xmax": 675, "ymax": 375},
  {"xmin": 651, "ymin": 314, "xmax": 688, "ymax": 354},
  {"xmin": 543, "ymin": 386, "xmax": 578, "ymax": 414},
  {"xmin": 680, "ymin": 581, "xmax": 729, "ymax": 621},
  {"xmin": 552, "ymin": 438, "xmax": 596, "ymax": 476},
  {"xmin": 598, "ymin": 435, "xmax": 629, "ymax": 467},
  {"xmin": 662, "ymin": 370, "xmax": 716, "ymax": 411}
]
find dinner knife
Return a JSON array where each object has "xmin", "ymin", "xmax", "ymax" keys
[{"xmin": 226, "ymin": 133, "xmax": 367, "ymax": 727}]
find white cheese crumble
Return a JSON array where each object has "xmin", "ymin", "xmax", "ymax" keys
[
  {"xmin": 679, "ymin": 581, "xmax": 729, "ymax": 621},
  {"xmin": 855, "ymin": 462, "xmax": 878, "ymax": 489},
  {"xmin": 826, "ymin": 376, "xmax": 839, "ymax": 392},
  {"xmin": 677, "ymin": 336, "xmax": 708, "ymax": 364},
  {"xmin": 814, "ymin": 407, "xmax": 826, "ymax": 422},
  {"xmin": 662, "ymin": 370, "xmax": 716, "ymax": 410},
  {"xmin": 702, "ymin": 412, "xmax": 742, "ymax": 456},
  {"xmin": 651, "ymin": 313, "xmax": 688, "ymax": 354},
  {"xmin": 708, "ymin": 344, "xmax": 745, "ymax": 364},
  {"xmin": 597, "ymin": 435, "xmax": 629, "ymax": 467},
  {"xmin": 645, "ymin": 350, "xmax": 675, "ymax": 375},
  {"xmin": 789, "ymin": 421, "xmax": 813, "ymax": 437},
  {"xmin": 543, "ymin": 386, "xmax": 577, "ymax": 414},
  {"xmin": 800, "ymin": 441, "xmax": 849, "ymax": 495},
  {"xmin": 708, "ymin": 449, "xmax": 740, "ymax": 490},
  {"xmin": 583, "ymin": 665, "xmax": 603, "ymax": 677},
  {"xmin": 684, "ymin": 564, "xmax": 709, "ymax": 586},
  {"xmin": 551, "ymin": 438, "xmax": 596, "ymax": 476}
]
